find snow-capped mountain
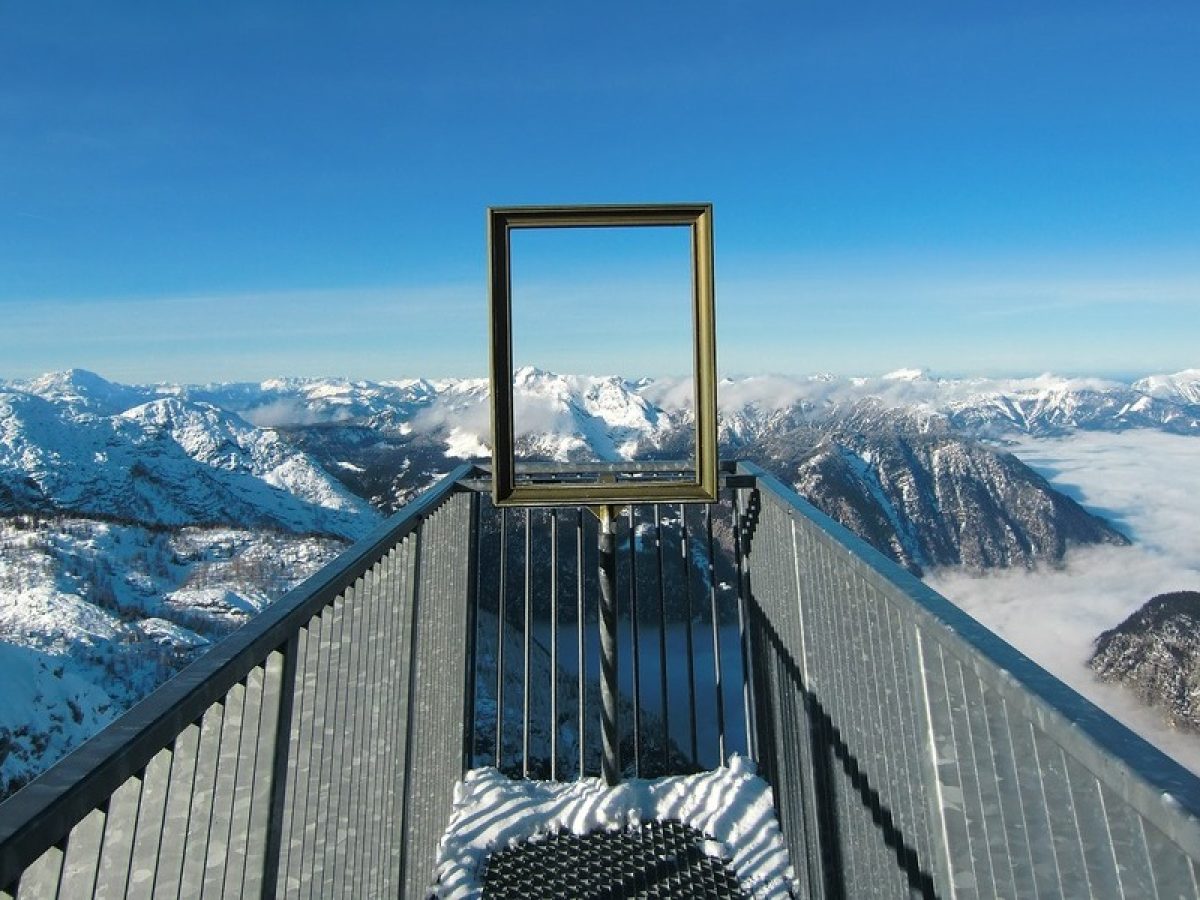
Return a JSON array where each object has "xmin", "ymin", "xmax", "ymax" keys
[
  {"xmin": 506, "ymin": 367, "xmax": 670, "ymax": 462},
  {"xmin": 117, "ymin": 365, "xmax": 1200, "ymax": 445},
  {"xmin": 164, "ymin": 366, "xmax": 1163, "ymax": 572},
  {"xmin": 16, "ymin": 368, "xmax": 155, "ymax": 417},
  {"xmin": 0, "ymin": 513, "xmax": 345, "ymax": 796},
  {"xmin": 731, "ymin": 401, "xmax": 1129, "ymax": 572},
  {"xmin": 10, "ymin": 365, "xmax": 1183, "ymax": 567},
  {"xmin": 1, "ymin": 375, "xmax": 377, "ymax": 539},
  {"xmin": 943, "ymin": 381, "xmax": 1200, "ymax": 438},
  {"xmin": 1132, "ymin": 369, "xmax": 1200, "ymax": 406},
  {"xmin": 0, "ymin": 371, "xmax": 381, "ymax": 797},
  {"xmin": 7, "ymin": 365, "xmax": 1193, "ymax": 562}
]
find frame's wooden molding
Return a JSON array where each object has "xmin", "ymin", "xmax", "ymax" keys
[{"xmin": 487, "ymin": 203, "xmax": 718, "ymax": 506}]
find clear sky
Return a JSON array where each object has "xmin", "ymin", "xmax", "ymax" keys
[{"xmin": 2, "ymin": 2, "xmax": 1198, "ymax": 383}]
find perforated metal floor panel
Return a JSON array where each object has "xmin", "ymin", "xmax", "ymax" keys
[{"xmin": 479, "ymin": 819, "xmax": 749, "ymax": 899}]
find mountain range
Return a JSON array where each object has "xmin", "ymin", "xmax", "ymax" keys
[
  {"xmin": 11, "ymin": 365, "xmax": 1183, "ymax": 571},
  {"xmin": 1, "ymin": 373, "xmax": 375, "ymax": 537},
  {"xmin": 1, "ymin": 365, "xmax": 1197, "ymax": 796}
]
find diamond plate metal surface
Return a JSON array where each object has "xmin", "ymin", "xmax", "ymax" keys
[{"xmin": 480, "ymin": 820, "xmax": 749, "ymax": 899}]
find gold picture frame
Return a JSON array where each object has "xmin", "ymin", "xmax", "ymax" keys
[{"xmin": 487, "ymin": 203, "xmax": 718, "ymax": 506}]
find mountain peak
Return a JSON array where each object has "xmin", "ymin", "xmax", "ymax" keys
[
  {"xmin": 1132, "ymin": 370, "xmax": 1200, "ymax": 405},
  {"xmin": 20, "ymin": 369, "xmax": 147, "ymax": 416},
  {"xmin": 514, "ymin": 365, "xmax": 551, "ymax": 382},
  {"xmin": 28, "ymin": 368, "xmax": 118, "ymax": 394}
]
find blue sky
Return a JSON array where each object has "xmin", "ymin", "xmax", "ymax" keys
[{"xmin": 1, "ymin": 2, "xmax": 1197, "ymax": 382}]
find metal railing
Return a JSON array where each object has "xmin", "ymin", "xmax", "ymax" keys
[
  {"xmin": 738, "ymin": 461, "xmax": 1200, "ymax": 899},
  {"xmin": 463, "ymin": 494, "xmax": 752, "ymax": 781},
  {"xmin": 3, "ymin": 461, "xmax": 1199, "ymax": 898},
  {"xmin": 0, "ymin": 464, "xmax": 477, "ymax": 900}
]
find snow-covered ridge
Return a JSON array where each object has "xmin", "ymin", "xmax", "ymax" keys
[
  {"xmin": 1133, "ymin": 369, "xmax": 1200, "ymax": 405},
  {"xmin": 10, "ymin": 365, "xmax": 1196, "ymax": 467},
  {"xmin": 3, "ymin": 365, "xmax": 1191, "ymax": 569},
  {"xmin": 1, "ymin": 376, "xmax": 378, "ymax": 539}
]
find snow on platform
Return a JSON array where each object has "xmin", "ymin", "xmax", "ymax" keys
[{"xmin": 432, "ymin": 755, "xmax": 796, "ymax": 899}]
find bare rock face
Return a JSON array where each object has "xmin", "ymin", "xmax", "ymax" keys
[
  {"xmin": 735, "ymin": 401, "xmax": 1130, "ymax": 574},
  {"xmin": 1090, "ymin": 591, "xmax": 1200, "ymax": 732}
]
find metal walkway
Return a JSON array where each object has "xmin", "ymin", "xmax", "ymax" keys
[{"xmin": 2, "ymin": 462, "xmax": 1199, "ymax": 898}]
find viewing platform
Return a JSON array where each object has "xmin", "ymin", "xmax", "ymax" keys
[{"xmin": 1, "ymin": 462, "xmax": 1199, "ymax": 898}]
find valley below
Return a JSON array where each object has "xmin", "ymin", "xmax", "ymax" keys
[{"xmin": 926, "ymin": 430, "xmax": 1200, "ymax": 773}]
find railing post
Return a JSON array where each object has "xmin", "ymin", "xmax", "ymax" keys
[
  {"xmin": 462, "ymin": 491, "xmax": 481, "ymax": 773},
  {"xmin": 733, "ymin": 487, "xmax": 760, "ymax": 763},
  {"xmin": 260, "ymin": 634, "xmax": 300, "ymax": 900},
  {"xmin": 597, "ymin": 505, "xmax": 621, "ymax": 785}
]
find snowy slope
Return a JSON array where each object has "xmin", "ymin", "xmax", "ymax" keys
[
  {"xmin": 0, "ymin": 372, "xmax": 380, "ymax": 797},
  {"xmin": 0, "ymin": 514, "xmax": 345, "ymax": 796},
  {"xmin": 0, "ymin": 384, "xmax": 377, "ymax": 539},
  {"xmin": 770, "ymin": 404, "xmax": 1130, "ymax": 573}
]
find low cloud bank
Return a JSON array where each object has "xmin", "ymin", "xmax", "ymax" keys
[
  {"xmin": 925, "ymin": 430, "xmax": 1200, "ymax": 773},
  {"xmin": 240, "ymin": 399, "xmax": 356, "ymax": 427}
]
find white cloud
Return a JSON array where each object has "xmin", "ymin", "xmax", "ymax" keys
[
  {"xmin": 239, "ymin": 399, "xmax": 356, "ymax": 427},
  {"xmin": 412, "ymin": 397, "xmax": 491, "ymax": 437},
  {"xmin": 925, "ymin": 430, "xmax": 1200, "ymax": 773}
]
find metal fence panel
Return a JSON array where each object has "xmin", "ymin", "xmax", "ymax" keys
[
  {"xmin": 15, "ymin": 839, "xmax": 64, "ymax": 898},
  {"xmin": 400, "ymin": 491, "xmax": 473, "ymax": 897}
]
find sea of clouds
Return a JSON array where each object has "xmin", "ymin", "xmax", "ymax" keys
[{"xmin": 925, "ymin": 430, "xmax": 1200, "ymax": 773}]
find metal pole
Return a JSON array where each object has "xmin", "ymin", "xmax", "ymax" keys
[
  {"xmin": 597, "ymin": 505, "xmax": 621, "ymax": 785},
  {"xmin": 576, "ymin": 508, "xmax": 586, "ymax": 779},
  {"xmin": 549, "ymin": 509, "xmax": 559, "ymax": 781},
  {"xmin": 522, "ymin": 508, "xmax": 532, "ymax": 777}
]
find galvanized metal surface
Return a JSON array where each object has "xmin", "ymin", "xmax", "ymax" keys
[
  {"xmin": 0, "ymin": 466, "xmax": 476, "ymax": 899},
  {"xmin": 739, "ymin": 460, "xmax": 1200, "ymax": 899}
]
